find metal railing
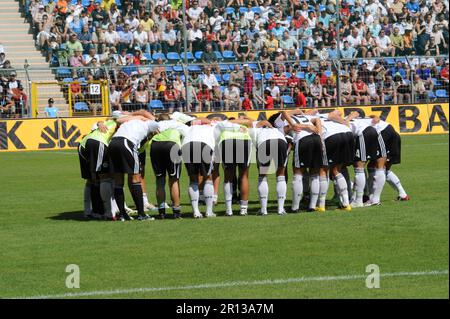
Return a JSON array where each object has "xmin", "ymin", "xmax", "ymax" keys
[{"xmin": 1, "ymin": 55, "xmax": 448, "ymax": 118}]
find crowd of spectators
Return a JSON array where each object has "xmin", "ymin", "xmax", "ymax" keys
[
  {"xmin": 22, "ymin": 0, "xmax": 450, "ymax": 112},
  {"xmin": 0, "ymin": 47, "xmax": 27, "ymax": 118}
]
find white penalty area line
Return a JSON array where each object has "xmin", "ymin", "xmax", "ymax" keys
[{"xmin": 12, "ymin": 269, "xmax": 449, "ymax": 299}]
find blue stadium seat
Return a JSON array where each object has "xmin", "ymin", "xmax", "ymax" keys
[
  {"xmin": 165, "ymin": 66, "xmax": 173, "ymax": 73},
  {"xmin": 166, "ymin": 52, "xmax": 181, "ymax": 63},
  {"xmin": 194, "ymin": 51, "xmax": 203, "ymax": 60},
  {"xmin": 222, "ymin": 50, "xmax": 236, "ymax": 61},
  {"xmin": 62, "ymin": 77, "xmax": 73, "ymax": 82},
  {"xmin": 225, "ymin": 7, "xmax": 235, "ymax": 15},
  {"xmin": 173, "ymin": 65, "xmax": 183, "ymax": 72},
  {"xmin": 74, "ymin": 102, "xmax": 89, "ymax": 111},
  {"xmin": 248, "ymin": 63, "xmax": 258, "ymax": 70},
  {"xmin": 148, "ymin": 100, "xmax": 164, "ymax": 110},
  {"xmin": 385, "ymin": 58, "xmax": 395, "ymax": 65},
  {"xmin": 251, "ymin": 7, "xmax": 262, "ymax": 14},
  {"xmin": 431, "ymin": 78, "xmax": 441, "ymax": 86},
  {"xmin": 427, "ymin": 90, "xmax": 436, "ymax": 100},
  {"xmin": 435, "ymin": 89, "xmax": 449, "ymax": 98},
  {"xmin": 180, "ymin": 75, "xmax": 186, "ymax": 82},
  {"xmin": 78, "ymin": 77, "xmax": 86, "ymax": 83},
  {"xmin": 299, "ymin": 61, "xmax": 309, "ymax": 68},
  {"xmin": 57, "ymin": 68, "xmax": 71, "ymax": 78},
  {"xmin": 219, "ymin": 64, "xmax": 229, "ymax": 72},
  {"xmin": 152, "ymin": 52, "xmax": 166, "ymax": 61},
  {"xmin": 253, "ymin": 73, "xmax": 262, "ymax": 81},
  {"xmin": 281, "ymin": 95, "xmax": 294, "ymax": 105},
  {"xmin": 324, "ymin": 70, "xmax": 332, "ymax": 77},
  {"xmin": 264, "ymin": 73, "xmax": 273, "ymax": 80},
  {"xmin": 187, "ymin": 65, "xmax": 202, "ymax": 72},
  {"xmin": 180, "ymin": 52, "xmax": 195, "ymax": 62},
  {"xmin": 239, "ymin": 7, "xmax": 249, "ymax": 14},
  {"xmin": 284, "ymin": 72, "xmax": 291, "ymax": 78},
  {"xmin": 122, "ymin": 66, "xmax": 137, "ymax": 76},
  {"xmin": 297, "ymin": 71, "xmax": 305, "ymax": 79},
  {"xmin": 144, "ymin": 53, "xmax": 152, "ymax": 61},
  {"xmin": 222, "ymin": 73, "xmax": 230, "ymax": 83},
  {"xmin": 215, "ymin": 74, "xmax": 222, "ymax": 82},
  {"xmin": 214, "ymin": 51, "xmax": 223, "ymax": 60}
]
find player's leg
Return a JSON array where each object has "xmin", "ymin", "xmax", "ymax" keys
[
  {"xmin": 237, "ymin": 139, "xmax": 252, "ymax": 216},
  {"xmin": 385, "ymin": 162, "xmax": 409, "ymax": 200}
]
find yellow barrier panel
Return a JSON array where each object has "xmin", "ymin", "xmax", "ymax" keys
[{"xmin": 0, "ymin": 104, "xmax": 447, "ymax": 152}]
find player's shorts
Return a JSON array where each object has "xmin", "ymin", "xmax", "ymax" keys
[
  {"xmin": 150, "ymin": 141, "xmax": 182, "ymax": 179},
  {"xmin": 181, "ymin": 141, "xmax": 215, "ymax": 176},
  {"xmin": 218, "ymin": 138, "xmax": 252, "ymax": 170},
  {"xmin": 354, "ymin": 126, "xmax": 380, "ymax": 162},
  {"xmin": 324, "ymin": 132, "xmax": 355, "ymax": 166},
  {"xmin": 378, "ymin": 124, "xmax": 401, "ymax": 164},
  {"xmin": 109, "ymin": 137, "xmax": 140, "ymax": 174},
  {"xmin": 294, "ymin": 134, "xmax": 327, "ymax": 169},
  {"xmin": 257, "ymin": 138, "xmax": 289, "ymax": 170},
  {"xmin": 78, "ymin": 139, "xmax": 112, "ymax": 179}
]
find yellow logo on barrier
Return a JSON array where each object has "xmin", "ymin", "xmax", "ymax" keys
[{"xmin": 0, "ymin": 105, "xmax": 448, "ymax": 152}]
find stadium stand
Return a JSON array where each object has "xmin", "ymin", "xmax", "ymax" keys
[{"xmin": 0, "ymin": 0, "xmax": 448, "ymax": 115}]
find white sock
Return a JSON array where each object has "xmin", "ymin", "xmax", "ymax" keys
[
  {"xmin": 204, "ymin": 180, "xmax": 215, "ymax": 215},
  {"xmin": 386, "ymin": 170, "xmax": 407, "ymax": 198},
  {"xmin": 142, "ymin": 192, "xmax": 150, "ymax": 206},
  {"xmin": 111, "ymin": 198, "xmax": 119, "ymax": 215},
  {"xmin": 213, "ymin": 194, "xmax": 218, "ymax": 203},
  {"xmin": 240, "ymin": 200, "xmax": 248, "ymax": 211},
  {"xmin": 188, "ymin": 182, "xmax": 200, "ymax": 214},
  {"xmin": 291, "ymin": 174, "xmax": 303, "ymax": 210},
  {"xmin": 318, "ymin": 176, "xmax": 329, "ymax": 208},
  {"xmin": 353, "ymin": 168, "xmax": 366, "ymax": 204},
  {"xmin": 367, "ymin": 167, "xmax": 376, "ymax": 199},
  {"xmin": 84, "ymin": 182, "xmax": 92, "ymax": 215},
  {"xmin": 100, "ymin": 179, "xmax": 114, "ymax": 217},
  {"xmin": 309, "ymin": 174, "xmax": 320, "ymax": 209},
  {"xmin": 371, "ymin": 168, "xmax": 386, "ymax": 203},
  {"xmin": 258, "ymin": 176, "xmax": 269, "ymax": 214},
  {"xmin": 199, "ymin": 191, "xmax": 204, "ymax": 202},
  {"xmin": 223, "ymin": 182, "xmax": 233, "ymax": 213},
  {"xmin": 276, "ymin": 176, "xmax": 287, "ymax": 214},
  {"xmin": 334, "ymin": 173, "xmax": 349, "ymax": 207}
]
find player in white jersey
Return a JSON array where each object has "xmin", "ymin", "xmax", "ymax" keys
[
  {"xmin": 109, "ymin": 115, "xmax": 160, "ymax": 221},
  {"xmin": 248, "ymin": 119, "xmax": 289, "ymax": 215},
  {"xmin": 275, "ymin": 109, "xmax": 326, "ymax": 212},
  {"xmin": 367, "ymin": 116, "xmax": 409, "ymax": 203},
  {"xmin": 214, "ymin": 119, "xmax": 253, "ymax": 216},
  {"xmin": 327, "ymin": 111, "xmax": 387, "ymax": 208},
  {"xmin": 181, "ymin": 117, "xmax": 218, "ymax": 218},
  {"xmin": 150, "ymin": 113, "xmax": 190, "ymax": 219},
  {"xmin": 313, "ymin": 110, "xmax": 355, "ymax": 211}
]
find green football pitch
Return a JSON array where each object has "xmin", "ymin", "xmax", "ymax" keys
[{"xmin": 0, "ymin": 134, "xmax": 448, "ymax": 299}]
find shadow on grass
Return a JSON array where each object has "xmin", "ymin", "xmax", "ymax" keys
[{"xmin": 48, "ymin": 211, "xmax": 91, "ymax": 222}]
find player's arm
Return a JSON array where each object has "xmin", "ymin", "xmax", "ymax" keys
[
  {"xmin": 327, "ymin": 110, "xmax": 350, "ymax": 127},
  {"xmin": 370, "ymin": 114, "xmax": 381, "ymax": 125},
  {"xmin": 229, "ymin": 118, "xmax": 253, "ymax": 127},
  {"xmin": 310, "ymin": 117, "xmax": 322, "ymax": 136},
  {"xmin": 255, "ymin": 120, "xmax": 273, "ymax": 128},
  {"xmin": 131, "ymin": 109, "xmax": 155, "ymax": 120},
  {"xmin": 282, "ymin": 110, "xmax": 317, "ymax": 133}
]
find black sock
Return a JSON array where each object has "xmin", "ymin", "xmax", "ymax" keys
[
  {"xmin": 173, "ymin": 206, "xmax": 181, "ymax": 217},
  {"xmin": 130, "ymin": 183, "xmax": 144, "ymax": 215},
  {"xmin": 91, "ymin": 183, "xmax": 104, "ymax": 215},
  {"xmin": 114, "ymin": 187, "xmax": 126, "ymax": 216},
  {"xmin": 158, "ymin": 205, "xmax": 166, "ymax": 216}
]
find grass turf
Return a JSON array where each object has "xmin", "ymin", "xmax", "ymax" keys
[{"xmin": 0, "ymin": 134, "xmax": 448, "ymax": 299}]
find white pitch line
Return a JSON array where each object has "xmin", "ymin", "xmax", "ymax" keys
[{"xmin": 11, "ymin": 269, "xmax": 448, "ymax": 299}]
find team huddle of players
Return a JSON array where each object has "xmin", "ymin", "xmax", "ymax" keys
[{"xmin": 78, "ymin": 108, "xmax": 410, "ymax": 221}]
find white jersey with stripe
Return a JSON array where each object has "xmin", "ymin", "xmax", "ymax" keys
[
  {"xmin": 318, "ymin": 113, "xmax": 351, "ymax": 140},
  {"xmin": 157, "ymin": 120, "xmax": 190, "ymax": 136},
  {"xmin": 250, "ymin": 121, "xmax": 287, "ymax": 147},
  {"xmin": 113, "ymin": 119, "xmax": 159, "ymax": 146},
  {"xmin": 182, "ymin": 124, "xmax": 217, "ymax": 149},
  {"xmin": 373, "ymin": 119, "xmax": 390, "ymax": 134},
  {"xmin": 274, "ymin": 113, "xmax": 315, "ymax": 143},
  {"xmin": 349, "ymin": 118, "xmax": 374, "ymax": 136}
]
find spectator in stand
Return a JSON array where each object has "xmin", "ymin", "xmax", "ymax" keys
[
  {"xmin": 223, "ymin": 82, "xmax": 240, "ymax": 111},
  {"xmin": 197, "ymin": 84, "xmax": 212, "ymax": 111},
  {"xmin": 381, "ymin": 75, "xmax": 396, "ymax": 104},
  {"xmin": 44, "ymin": 98, "xmax": 59, "ymax": 118},
  {"xmin": 367, "ymin": 75, "xmax": 381, "ymax": 104},
  {"xmin": 352, "ymin": 77, "xmax": 370, "ymax": 105},
  {"xmin": 109, "ymin": 83, "xmax": 122, "ymax": 111},
  {"xmin": 294, "ymin": 86, "xmax": 307, "ymax": 108},
  {"xmin": 266, "ymin": 80, "xmax": 283, "ymax": 108},
  {"xmin": 164, "ymin": 83, "xmax": 181, "ymax": 112},
  {"xmin": 309, "ymin": 77, "xmax": 325, "ymax": 108},
  {"xmin": 323, "ymin": 78, "xmax": 337, "ymax": 107},
  {"xmin": 240, "ymin": 91, "xmax": 253, "ymax": 110},
  {"xmin": 66, "ymin": 33, "xmax": 83, "ymax": 58},
  {"xmin": 393, "ymin": 73, "xmax": 411, "ymax": 104},
  {"xmin": 440, "ymin": 61, "xmax": 449, "ymax": 84},
  {"xmin": 412, "ymin": 74, "xmax": 428, "ymax": 102}
]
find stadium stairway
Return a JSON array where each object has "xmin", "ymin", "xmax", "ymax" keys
[{"xmin": 0, "ymin": 0, "xmax": 69, "ymax": 117}]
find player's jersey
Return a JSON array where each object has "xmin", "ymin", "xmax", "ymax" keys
[
  {"xmin": 318, "ymin": 113, "xmax": 351, "ymax": 140},
  {"xmin": 152, "ymin": 120, "xmax": 189, "ymax": 145},
  {"xmin": 182, "ymin": 124, "xmax": 217, "ymax": 150},
  {"xmin": 80, "ymin": 119, "xmax": 117, "ymax": 148},
  {"xmin": 113, "ymin": 119, "xmax": 159, "ymax": 146},
  {"xmin": 349, "ymin": 118, "xmax": 374, "ymax": 136},
  {"xmin": 250, "ymin": 122, "xmax": 287, "ymax": 147},
  {"xmin": 274, "ymin": 113, "xmax": 315, "ymax": 143},
  {"xmin": 214, "ymin": 120, "xmax": 251, "ymax": 144},
  {"xmin": 373, "ymin": 119, "xmax": 390, "ymax": 134}
]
